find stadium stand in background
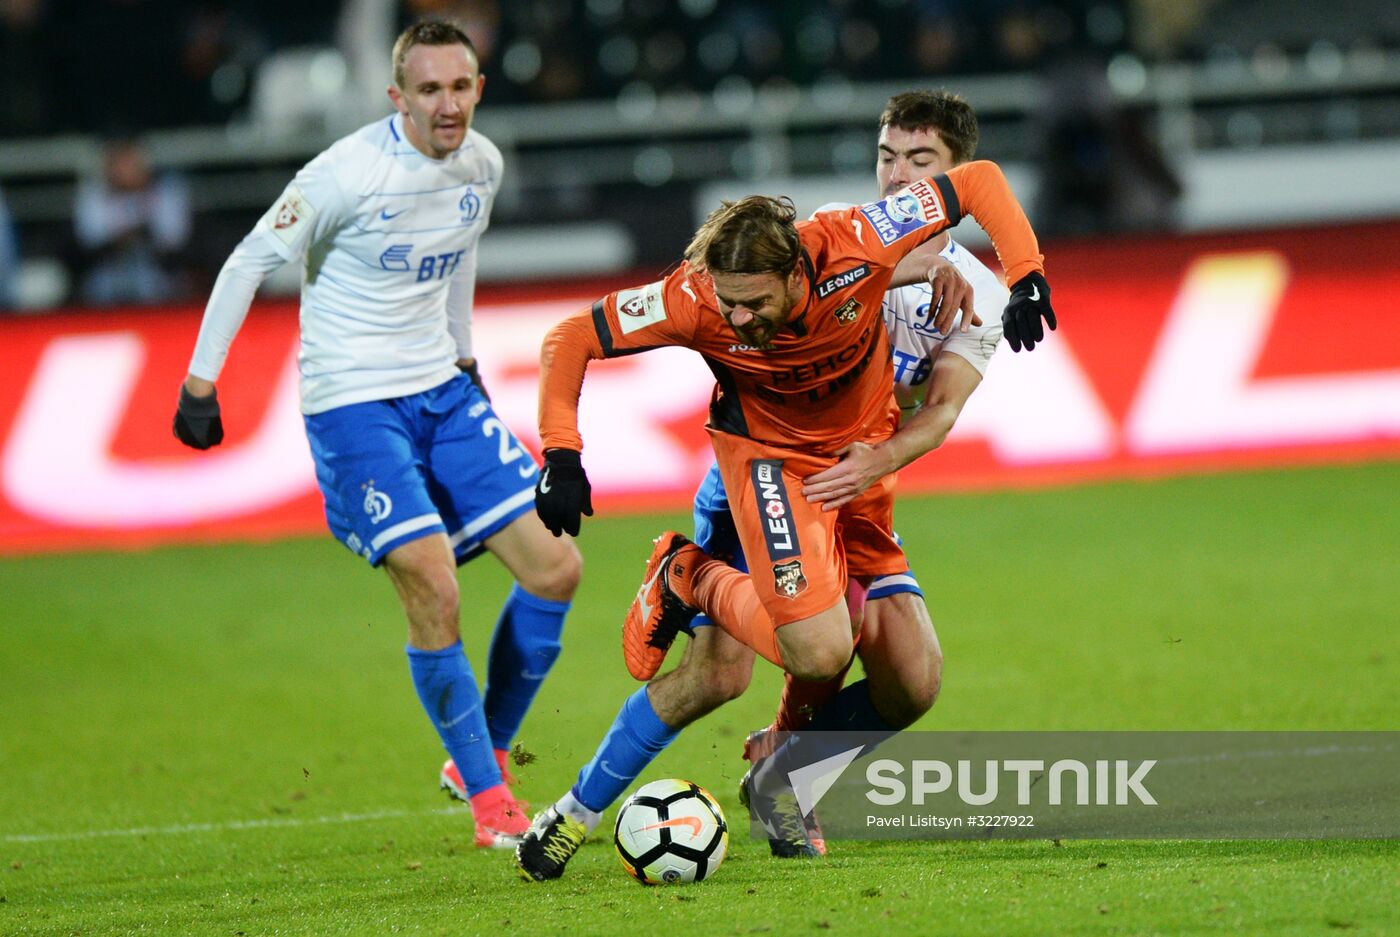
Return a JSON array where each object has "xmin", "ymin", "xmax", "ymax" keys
[{"xmin": 1, "ymin": 0, "xmax": 1399, "ymax": 309}]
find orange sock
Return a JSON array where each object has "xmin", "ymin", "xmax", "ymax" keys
[
  {"xmin": 676, "ymin": 554, "xmax": 784, "ymax": 667},
  {"xmin": 772, "ymin": 659, "xmax": 851, "ymax": 732},
  {"xmin": 770, "ymin": 576, "xmax": 863, "ymax": 730}
]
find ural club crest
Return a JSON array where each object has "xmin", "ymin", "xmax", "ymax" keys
[
  {"xmin": 773, "ymin": 560, "xmax": 808, "ymax": 598},
  {"xmin": 834, "ymin": 298, "xmax": 861, "ymax": 325}
]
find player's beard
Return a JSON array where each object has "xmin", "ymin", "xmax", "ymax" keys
[
  {"xmin": 729, "ymin": 295, "xmax": 793, "ymax": 347},
  {"xmin": 732, "ymin": 319, "xmax": 777, "ymax": 346}
]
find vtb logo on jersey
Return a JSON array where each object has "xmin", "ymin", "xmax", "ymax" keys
[
  {"xmin": 380, "ymin": 244, "xmax": 413, "ymax": 271},
  {"xmin": 378, "ymin": 243, "xmax": 465, "ymax": 281}
]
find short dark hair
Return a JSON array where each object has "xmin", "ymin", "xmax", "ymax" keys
[
  {"xmin": 685, "ymin": 196, "xmax": 801, "ymax": 277},
  {"xmin": 879, "ymin": 90, "xmax": 979, "ymax": 164},
  {"xmin": 392, "ymin": 20, "xmax": 478, "ymax": 88}
]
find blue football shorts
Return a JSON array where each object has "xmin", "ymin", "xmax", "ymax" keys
[
  {"xmin": 303, "ymin": 373, "xmax": 539, "ymax": 567},
  {"xmin": 688, "ymin": 461, "xmax": 922, "ymax": 628}
]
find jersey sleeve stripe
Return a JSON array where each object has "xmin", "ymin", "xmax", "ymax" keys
[
  {"xmin": 590, "ymin": 299, "xmax": 616, "ymax": 356},
  {"xmin": 933, "ymin": 173, "xmax": 962, "ymax": 227},
  {"xmin": 590, "ymin": 297, "xmax": 665, "ymax": 358}
]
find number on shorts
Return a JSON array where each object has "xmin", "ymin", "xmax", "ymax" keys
[{"xmin": 482, "ymin": 418, "xmax": 535, "ymax": 478}]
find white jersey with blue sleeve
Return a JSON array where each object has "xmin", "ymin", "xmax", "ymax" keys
[
  {"xmin": 188, "ymin": 115, "xmax": 502, "ymax": 415},
  {"xmin": 883, "ymin": 237, "xmax": 1006, "ymax": 419},
  {"xmin": 811, "ymin": 200, "xmax": 1005, "ymax": 420}
]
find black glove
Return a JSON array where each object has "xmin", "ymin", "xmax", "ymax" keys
[
  {"xmin": 1002, "ymin": 270, "xmax": 1056, "ymax": 352},
  {"xmin": 459, "ymin": 359, "xmax": 489, "ymax": 401},
  {"xmin": 173, "ymin": 385, "xmax": 224, "ymax": 450},
  {"xmin": 535, "ymin": 448, "xmax": 592, "ymax": 537}
]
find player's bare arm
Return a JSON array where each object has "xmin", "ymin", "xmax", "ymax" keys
[{"xmin": 801, "ymin": 352, "xmax": 982, "ymax": 511}]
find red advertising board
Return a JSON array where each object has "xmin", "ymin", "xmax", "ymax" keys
[{"xmin": 1, "ymin": 222, "xmax": 1398, "ymax": 555}]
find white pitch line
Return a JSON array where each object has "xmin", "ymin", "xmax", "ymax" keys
[{"xmin": 4, "ymin": 806, "xmax": 461, "ymax": 844}]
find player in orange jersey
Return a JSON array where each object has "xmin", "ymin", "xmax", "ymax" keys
[
  {"xmin": 515, "ymin": 99, "xmax": 1056, "ymax": 879},
  {"xmin": 535, "ymin": 159, "xmax": 1048, "ymax": 684}
]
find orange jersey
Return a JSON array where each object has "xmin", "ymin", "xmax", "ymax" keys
[{"xmin": 539, "ymin": 160, "xmax": 1043, "ymax": 455}]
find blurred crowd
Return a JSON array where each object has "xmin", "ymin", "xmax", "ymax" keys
[
  {"xmin": 0, "ymin": 0, "xmax": 1160, "ymax": 137},
  {"xmin": 1, "ymin": 0, "xmax": 1394, "ymax": 310}
]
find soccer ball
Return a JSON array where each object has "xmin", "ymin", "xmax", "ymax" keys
[{"xmin": 614, "ymin": 779, "xmax": 728, "ymax": 884}]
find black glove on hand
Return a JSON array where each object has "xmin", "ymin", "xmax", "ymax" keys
[
  {"xmin": 535, "ymin": 448, "xmax": 592, "ymax": 537},
  {"xmin": 173, "ymin": 386, "xmax": 224, "ymax": 450},
  {"xmin": 459, "ymin": 359, "xmax": 490, "ymax": 401},
  {"xmin": 1002, "ymin": 270, "xmax": 1056, "ymax": 352}
]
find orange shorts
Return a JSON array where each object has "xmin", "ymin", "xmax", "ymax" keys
[{"xmin": 708, "ymin": 429, "xmax": 908, "ymax": 628}]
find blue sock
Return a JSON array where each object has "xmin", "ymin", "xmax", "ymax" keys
[
  {"xmin": 406, "ymin": 641, "xmax": 500, "ymax": 797},
  {"xmin": 483, "ymin": 584, "xmax": 569, "ymax": 750},
  {"xmin": 572, "ymin": 687, "xmax": 679, "ymax": 813},
  {"xmin": 758, "ymin": 680, "xmax": 897, "ymax": 788}
]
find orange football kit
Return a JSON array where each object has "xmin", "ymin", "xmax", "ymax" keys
[{"xmin": 539, "ymin": 161, "xmax": 1043, "ymax": 666}]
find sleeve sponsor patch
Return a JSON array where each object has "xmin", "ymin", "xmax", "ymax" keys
[
  {"xmin": 262, "ymin": 184, "xmax": 317, "ymax": 247},
  {"xmin": 615, "ymin": 280, "xmax": 668, "ymax": 335},
  {"xmin": 859, "ymin": 178, "xmax": 946, "ymax": 246}
]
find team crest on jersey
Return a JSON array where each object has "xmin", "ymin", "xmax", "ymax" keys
[
  {"xmin": 859, "ymin": 178, "xmax": 945, "ymax": 246},
  {"xmin": 362, "ymin": 482, "xmax": 392, "ymax": 524},
  {"xmin": 773, "ymin": 560, "xmax": 808, "ymax": 599},
  {"xmin": 816, "ymin": 264, "xmax": 870, "ymax": 299},
  {"xmin": 615, "ymin": 280, "xmax": 668, "ymax": 335},
  {"xmin": 833, "ymin": 298, "xmax": 862, "ymax": 325},
  {"xmin": 266, "ymin": 184, "xmax": 316, "ymax": 247},
  {"xmin": 459, "ymin": 186, "xmax": 481, "ymax": 221}
]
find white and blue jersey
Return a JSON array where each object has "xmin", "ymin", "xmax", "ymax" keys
[
  {"xmin": 883, "ymin": 236, "xmax": 1005, "ymax": 420},
  {"xmin": 189, "ymin": 114, "xmax": 500, "ymax": 415},
  {"xmin": 187, "ymin": 115, "xmax": 536, "ymax": 564}
]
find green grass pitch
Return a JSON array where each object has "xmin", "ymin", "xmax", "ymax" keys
[{"xmin": 2, "ymin": 462, "xmax": 1397, "ymax": 935}]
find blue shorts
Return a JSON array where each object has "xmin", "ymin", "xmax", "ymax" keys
[
  {"xmin": 688, "ymin": 462, "xmax": 922, "ymax": 628},
  {"xmin": 303, "ymin": 374, "xmax": 539, "ymax": 567}
]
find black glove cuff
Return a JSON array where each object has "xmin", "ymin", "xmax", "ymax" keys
[
  {"xmin": 179, "ymin": 386, "xmax": 220, "ymax": 416},
  {"xmin": 543, "ymin": 448, "xmax": 582, "ymax": 468},
  {"xmin": 1009, "ymin": 270, "xmax": 1049, "ymax": 299}
]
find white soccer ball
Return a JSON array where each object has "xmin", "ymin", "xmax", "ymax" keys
[{"xmin": 614, "ymin": 778, "xmax": 729, "ymax": 885}]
